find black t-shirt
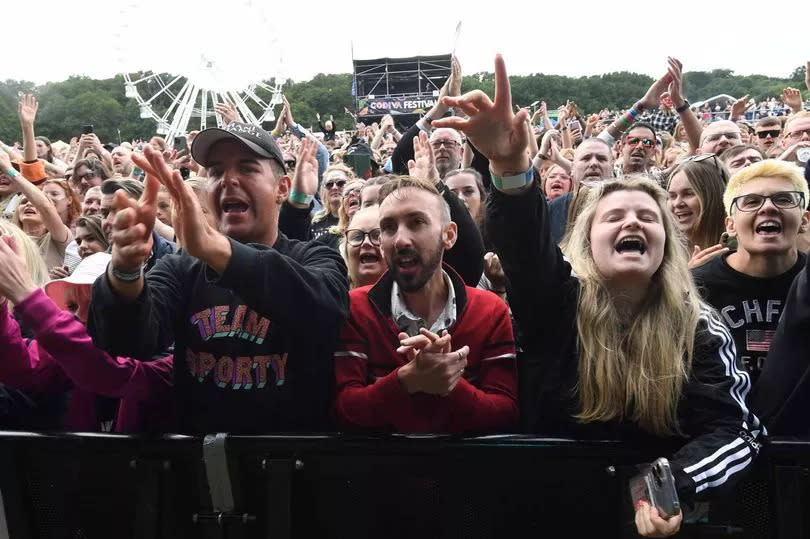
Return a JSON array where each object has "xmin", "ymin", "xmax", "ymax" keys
[
  {"xmin": 310, "ymin": 213, "xmax": 339, "ymax": 240},
  {"xmin": 692, "ymin": 251, "xmax": 806, "ymax": 382}
]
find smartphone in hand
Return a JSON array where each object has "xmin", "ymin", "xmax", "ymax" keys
[{"xmin": 630, "ymin": 458, "xmax": 680, "ymax": 518}]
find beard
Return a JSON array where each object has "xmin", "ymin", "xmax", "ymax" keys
[{"xmin": 386, "ymin": 239, "xmax": 444, "ymax": 293}]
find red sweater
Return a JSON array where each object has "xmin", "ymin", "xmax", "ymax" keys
[{"xmin": 333, "ymin": 267, "xmax": 518, "ymax": 433}]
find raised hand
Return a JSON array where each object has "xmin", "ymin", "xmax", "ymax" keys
[
  {"xmin": 666, "ymin": 57, "xmax": 685, "ymax": 108},
  {"xmin": 448, "ymin": 55, "xmax": 462, "ymax": 97},
  {"xmin": 289, "ymin": 137, "xmax": 318, "ymax": 206},
  {"xmin": 214, "ymin": 101, "xmax": 240, "ymax": 124},
  {"xmin": 639, "ymin": 70, "xmax": 673, "ymax": 111},
  {"xmin": 730, "ymin": 94, "xmax": 751, "ymax": 120},
  {"xmin": 407, "ymin": 131, "xmax": 439, "ymax": 184},
  {"xmin": 17, "ymin": 94, "xmax": 39, "ymax": 126},
  {"xmin": 782, "ymin": 87, "xmax": 803, "ymax": 113},
  {"xmin": 110, "ymin": 154, "xmax": 159, "ymax": 273},
  {"xmin": 0, "ymin": 235, "xmax": 37, "ymax": 304},
  {"xmin": 133, "ymin": 146, "xmax": 226, "ymax": 269},
  {"xmin": 433, "ymin": 55, "xmax": 530, "ymax": 176}
]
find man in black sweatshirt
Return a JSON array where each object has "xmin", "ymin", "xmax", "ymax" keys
[
  {"xmin": 89, "ymin": 124, "xmax": 349, "ymax": 434},
  {"xmin": 693, "ymin": 159, "xmax": 809, "ymax": 383}
]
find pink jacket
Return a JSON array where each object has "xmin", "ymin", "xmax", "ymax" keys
[{"xmin": 0, "ymin": 289, "xmax": 174, "ymax": 431}]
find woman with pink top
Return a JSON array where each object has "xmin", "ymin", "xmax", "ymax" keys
[{"xmin": 0, "ymin": 238, "xmax": 173, "ymax": 432}]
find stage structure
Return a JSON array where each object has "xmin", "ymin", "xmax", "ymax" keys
[{"xmin": 352, "ymin": 54, "xmax": 452, "ymax": 124}]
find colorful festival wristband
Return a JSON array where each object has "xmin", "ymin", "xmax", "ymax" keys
[
  {"xmin": 289, "ymin": 189, "xmax": 314, "ymax": 205},
  {"xmin": 490, "ymin": 168, "xmax": 534, "ymax": 191}
]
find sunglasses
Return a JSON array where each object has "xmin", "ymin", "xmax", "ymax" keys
[
  {"xmin": 325, "ymin": 179, "xmax": 347, "ymax": 190},
  {"xmin": 624, "ymin": 136, "xmax": 656, "ymax": 148},
  {"xmin": 756, "ymin": 130, "xmax": 781, "ymax": 139},
  {"xmin": 76, "ymin": 171, "xmax": 98, "ymax": 181},
  {"xmin": 285, "ymin": 160, "xmax": 297, "ymax": 168},
  {"xmin": 345, "ymin": 228, "xmax": 381, "ymax": 247}
]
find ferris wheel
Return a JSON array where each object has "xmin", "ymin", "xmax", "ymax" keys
[
  {"xmin": 122, "ymin": 70, "xmax": 284, "ymax": 141},
  {"xmin": 117, "ymin": 0, "xmax": 286, "ymax": 141}
]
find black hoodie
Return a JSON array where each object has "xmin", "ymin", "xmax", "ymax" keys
[{"xmin": 89, "ymin": 235, "xmax": 349, "ymax": 434}]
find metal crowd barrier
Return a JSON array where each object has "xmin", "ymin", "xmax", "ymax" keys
[{"xmin": 0, "ymin": 432, "xmax": 807, "ymax": 539}]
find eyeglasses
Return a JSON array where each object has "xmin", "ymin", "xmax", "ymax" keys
[
  {"xmin": 430, "ymin": 140, "xmax": 461, "ymax": 150},
  {"xmin": 705, "ymin": 132, "xmax": 741, "ymax": 143},
  {"xmin": 285, "ymin": 160, "xmax": 297, "ymax": 168},
  {"xmin": 342, "ymin": 187, "xmax": 361, "ymax": 198},
  {"xmin": 345, "ymin": 228, "xmax": 381, "ymax": 246},
  {"xmin": 325, "ymin": 179, "xmax": 347, "ymax": 190},
  {"xmin": 786, "ymin": 127, "xmax": 810, "ymax": 141},
  {"xmin": 756, "ymin": 129, "xmax": 781, "ymax": 139},
  {"xmin": 731, "ymin": 191, "xmax": 805, "ymax": 213},
  {"xmin": 624, "ymin": 136, "xmax": 656, "ymax": 148}
]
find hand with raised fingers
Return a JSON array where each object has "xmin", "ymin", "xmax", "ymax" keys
[
  {"xmin": 782, "ymin": 87, "xmax": 803, "ymax": 113},
  {"xmin": 730, "ymin": 94, "xmax": 751, "ymax": 120},
  {"xmin": 640, "ymin": 69, "xmax": 673, "ymax": 111},
  {"xmin": 433, "ymin": 55, "xmax": 530, "ymax": 176},
  {"xmin": 407, "ymin": 131, "xmax": 439, "ymax": 184},
  {"xmin": 17, "ymin": 94, "xmax": 39, "ymax": 126},
  {"xmin": 0, "ymin": 235, "xmax": 37, "ymax": 304},
  {"xmin": 666, "ymin": 57, "xmax": 685, "ymax": 108},
  {"xmin": 108, "ymin": 160, "xmax": 158, "ymax": 274},
  {"xmin": 289, "ymin": 137, "xmax": 318, "ymax": 206},
  {"xmin": 688, "ymin": 243, "xmax": 728, "ymax": 269},
  {"xmin": 214, "ymin": 101, "xmax": 240, "ymax": 125},
  {"xmin": 132, "ymin": 146, "xmax": 229, "ymax": 271}
]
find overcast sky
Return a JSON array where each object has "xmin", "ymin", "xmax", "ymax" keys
[{"xmin": 4, "ymin": 0, "xmax": 807, "ymax": 87}]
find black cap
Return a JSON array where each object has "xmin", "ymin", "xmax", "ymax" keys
[{"xmin": 191, "ymin": 122, "xmax": 285, "ymax": 169}]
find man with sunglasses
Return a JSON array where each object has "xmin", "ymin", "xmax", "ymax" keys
[
  {"xmin": 692, "ymin": 160, "xmax": 809, "ymax": 382},
  {"xmin": 753, "ymin": 117, "xmax": 782, "ymax": 157},
  {"xmin": 617, "ymin": 122, "xmax": 661, "ymax": 180},
  {"xmin": 332, "ymin": 175, "xmax": 518, "ymax": 433}
]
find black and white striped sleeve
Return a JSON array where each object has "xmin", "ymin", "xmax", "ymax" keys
[{"xmin": 670, "ymin": 307, "xmax": 764, "ymax": 502}]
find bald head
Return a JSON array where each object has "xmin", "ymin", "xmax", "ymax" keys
[
  {"xmin": 571, "ymin": 138, "xmax": 614, "ymax": 184},
  {"xmin": 429, "ymin": 128, "xmax": 463, "ymax": 178},
  {"xmin": 700, "ymin": 120, "xmax": 742, "ymax": 156}
]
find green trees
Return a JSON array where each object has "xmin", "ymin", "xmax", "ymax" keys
[{"xmin": 0, "ymin": 66, "xmax": 805, "ymax": 144}]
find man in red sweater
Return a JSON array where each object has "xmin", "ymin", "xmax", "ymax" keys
[{"xmin": 333, "ymin": 175, "xmax": 518, "ymax": 433}]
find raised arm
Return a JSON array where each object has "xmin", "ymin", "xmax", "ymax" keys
[
  {"xmin": 667, "ymin": 57, "xmax": 702, "ymax": 153},
  {"xmin": 600, "ymin": 67, "xmax": 671, "ymax": 146}
]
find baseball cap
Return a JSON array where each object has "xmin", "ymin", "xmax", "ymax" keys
[
  {"xmin": 191, "ymin": 122, "xmax": 285, "ymax": 169},
  {"xmin": 44, "ymin": 252, "xmax": 111, "ymax": 311}
]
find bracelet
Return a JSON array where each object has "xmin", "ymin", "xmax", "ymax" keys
[
  {"xmin": 4, "ymin": 168, "xmax": 19, "ymax": 178},
  {"xmin": 110, "ymin": 263, "xmax": 144, "ymax": 282},
  {"xmin": 490, "ymin": 168, "xmax": 534, "ymax": 191},
  {"xmin": 676, "ymin": 100, "xmax": 690, "ymax": 113},
  {"xmin": 289, "ymin": 189, "xmax": 314, "ymax": 205}
]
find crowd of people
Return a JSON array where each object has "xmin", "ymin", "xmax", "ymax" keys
[{"xmin": 1, "ymin": 55, "xmax": 810, "ymax": 536}]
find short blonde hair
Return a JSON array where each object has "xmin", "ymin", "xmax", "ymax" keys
[
  {"xmin": 723, "ymin": 159, "xmax": 809, "ymax": 216},
  {"xmin": 785, "ymin": 110, "xmax": 810, "ymax": 132}
]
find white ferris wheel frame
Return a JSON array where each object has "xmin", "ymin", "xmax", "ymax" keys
[{"xmin": 122, "ymin": 72, "xmax": 284, "ymax": 141}]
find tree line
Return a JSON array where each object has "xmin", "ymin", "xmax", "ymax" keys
[{"xmin": 0, "ymin": 65, "xmax": 805, "ymax": 145}]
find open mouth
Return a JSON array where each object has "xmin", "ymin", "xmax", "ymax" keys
[
  {"xmin": 221, "ymin": 199, "xmax": 249, "ymax": 214},
  {"xmin": 347, "ymin": 198, "xmax": 360, "ymax": 210},
  {"xmin": 615, "ymin": 236, "xmax": 647, "ymax": 255},
  {"xmin": 674, "ymin": 211, "xmax": 693, "ymax": 220},
  {"xmin": 359, "ymin": 253, "xmax": 381, "ymax": 264},
  {"xmin": 756, "ymin": 220, "xmax": 782, "ymax": 236},
  {"xmin": 394, "ymin": 252, "xmax": 420, "ymax": 271}
]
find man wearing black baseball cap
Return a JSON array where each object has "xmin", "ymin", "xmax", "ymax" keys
[{"xmin": 89, "ymin": 123, "xmax": 349, "ymax": 434}]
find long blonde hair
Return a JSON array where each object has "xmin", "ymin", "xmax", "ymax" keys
[
  {"xmin": 0, "ymin": 220, "xmax": 49, "ymax": 298},
  {"xmin": 563, "ymin": 177, "xmax": 702, "ymax": 436}
]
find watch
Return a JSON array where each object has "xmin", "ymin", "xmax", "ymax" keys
[
  {"xmin": 675, "ymin": 100, "xmax": 690, "ymax": 113},
  {"xmin": 110, "ymin": 263, "xmax": 145, "ymax": 282},
  {"xmin": 423, "ymin": 115, "xmax": 434, "ymax": 125}
]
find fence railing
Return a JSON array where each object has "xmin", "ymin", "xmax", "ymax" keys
[{"xmin": 0, "ymin": 432, "xmax": 807, "ymax": 539}]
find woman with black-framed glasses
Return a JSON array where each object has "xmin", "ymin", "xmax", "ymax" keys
[
  {"xmin": 340, "ymin": 205, "xmax": 386, "ymax": 288},
  {"xmin": 692, "ymin": 159, "xmax": 809, "ymax": 384}
]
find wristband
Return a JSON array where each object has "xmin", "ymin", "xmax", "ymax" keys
[
  {"xmin": 676, "ymin": 100, "xmax": 690, "ymax": 114},
  {"xmin": 289, "ymin": 189, "xmax": 314, "ymax": 205},
  {"xmin": 4, "ymin": 168, "xmax": 19, "ymax": 178},
  {"xmin": 110, "ymin": 263, "xmax": 145, "ymax": 282},
  {"xmin": 490, "ymin": 168, "xmax": 534, "ymax": 191}
]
